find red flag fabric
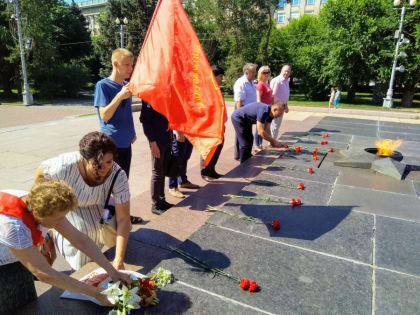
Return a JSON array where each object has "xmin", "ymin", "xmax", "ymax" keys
[{"xmin": 128, "ymin": 0, "xmax": 225, "ymax": 165}]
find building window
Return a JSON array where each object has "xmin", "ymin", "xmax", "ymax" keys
[
  {"xmin": 305, "ymin": 10, "xmax": 314, "ymax": 15},
  {"xmin": 291, "ymin": 12, "xmax": 300, "ymax": 19},
  {"xmin": 277, "ymin": 12, "xmax": 285, "ymax": 23},
  {"xmin": 278, "ymin": 0, "xmax": 286, "ymax": 9},
  {"xmin": 292, "ymin": 0, "xmax": 300, "ymax": 6},
  {"xmin": 306, "ymin": 0, "xmax": 315, "ymax": 4}
]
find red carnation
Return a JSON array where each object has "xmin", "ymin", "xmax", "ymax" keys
[
  {"xmin": 272, "ymin": 220, "xmax": 280, "ymax": 230},
  {"xmin": 321, "ymin": 141, "xmax": 325, "ymax": 145},
  {"xmin": 291, "ymin": 198, "xmax": 297, "ymax": 206},
  {"xmin": 325, "ymin": 140, "xmax": 328, "ymax": 144},
  {"xmin": 240, "ymin": 278, "xmax": 250, "ymax": 290},
  {"xmin": 294, "ymin": 146, "xmax": 301, "ymax": 153},
  {"xmin": 297, "ymin": 198, "xmax": 302, "ymax": 205},
  {"xmin": 322, "ymin": 135, "xmax": 326, "ymax": 139},
  {"xmin": 329, "ymin": 147, "xmax": 334, "ymax": 152},
  {"xmin": 298, "ymin": 183, "xmax": 305, "ymax": 190},
  {"xmin": 314, "ymin": 148, "xmax": 318, "ymax": 153},
  {"xmin": 249, "ymin": 281, "xmax": 259, "ymax": 292},
  {"xmin": 308, "ymin": 167, "xmax": 313, "ymax": 174},
  {"xmin": 312, "ymin": 153, "xmax": 317, "ymax": 160},
  {"xmin": 283, "ymin": 144, "xmax": 289, "ymax": 149},
  {"xmin": 325, "ymin": 133, "xmax": 329, "ymax": 137}
]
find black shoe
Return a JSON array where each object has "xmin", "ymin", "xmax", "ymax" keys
[
  {"xmin": 151, "ymin": 200, "xmax": 173, "ymax": 215},
  {"xmin": 210, "ymin": 171, "xmax": 222, "ymax": 179},
  {"xmin": 202, "ymin": 175, "xmax": 215, "ymax": 182},
  {"xmin": 130, "ymin": 216, "xmax": 143, "ymax": 224}
]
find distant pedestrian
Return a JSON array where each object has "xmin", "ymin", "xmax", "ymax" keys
[
  {"xmin": 254, "ymin": 65, "xmax": 273, "ymax": 151},
  {"xmin": 233, "ymin": 63, "xmax": 257, "ymax": 160},
  {"xmin": 270, "ymin": 64, "xmax": 291, "ymax": 141},
  {"xmin": 333, "ymin": 88, "xmax": 341, "ymax": 108},
  {"xmin": 328, "ymin": 87, "xmax": 336, "ymax": 109},
  {"xmin": 231, "ymin": 101, "xmax": 283, "ymax": 163}
]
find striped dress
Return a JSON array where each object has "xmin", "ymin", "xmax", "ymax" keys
[{"xmin": 41, "ymin": 152, "xmax": 130, "ymax": 270}]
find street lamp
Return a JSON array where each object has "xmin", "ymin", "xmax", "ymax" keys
[
  {"xmin": 6, "ymin": 0, "xmax": 33, "ymax": 105},
  {"xmin": 383, "ymin": 0, "xmax": 416, "ymax": 108},
  {"xmin": 115, "ymin": 17, "xmax": 128, "ymax": 48}
]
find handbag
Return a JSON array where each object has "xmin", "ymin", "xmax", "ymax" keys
[
  {"xmin": 40, "ymin": 230, "xmax": 56, "ymax": 266},
  {"xmin": 98, "ymin": 169, "xmax": 121, "ymax": 248}
]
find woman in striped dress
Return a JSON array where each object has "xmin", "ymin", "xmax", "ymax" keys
[{"xmin": 35, "ymin": 132, "xmax": 132, "ymax": 271}]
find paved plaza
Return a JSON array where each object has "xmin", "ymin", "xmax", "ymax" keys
[{"xmin": 1, "ymin": 103, "xmax": 420, "ymax": 314}]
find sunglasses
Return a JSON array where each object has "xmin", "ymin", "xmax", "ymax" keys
[{"xmin": 262, "ymin": 71, "xmax": 270, "ymax": 75}]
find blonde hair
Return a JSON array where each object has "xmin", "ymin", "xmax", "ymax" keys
[
  {"xmin": 27, "ymin": 179, "xmax": 77, "ymax": 218},
  {"xmin": 111, "ymin": 48, "xmax": 133, "ymax": 65},
  {"xmin": 257, "ymin": 66, "xmax": 270, "ymax": 81}
]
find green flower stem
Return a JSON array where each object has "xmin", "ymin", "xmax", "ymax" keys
[
  {"xmin": 206, "ymin": 206, "xmax": 264, "ymax": 224},
  {"xmin": 223, "ymin": 193, "xmax": 292, "ymax": 204},
  {"xmin": 169, "ymin": 246, "xmax": 240, "ymax": 283}
]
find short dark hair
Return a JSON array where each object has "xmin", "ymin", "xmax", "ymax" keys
[
  {"xmin": 212, "ymin": 65, "xmax": 225, "ymax": 77},
  {"xmin": 79, "ymin": 132, "xmax": 117, "ymax": 171}
]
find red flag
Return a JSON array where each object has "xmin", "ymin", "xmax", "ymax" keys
[{"xmin": 128, "ymin": 0, "xmax": 225, "ymax": 165}]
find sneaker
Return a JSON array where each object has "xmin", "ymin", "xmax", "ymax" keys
[
  {"xmin": 169, "ymin": 188, "xmax": 185, "ymax": 198},
  {"xmin": 201, "ymin": 175, "xmax": 215, "ymax": 182},
  {"xmin": 160, "ymin": 200, "xmax": 174, "ymax": 209},
  {"xmin": 179, "ymin": 181, "xmax": 200, "ymax": 189}
]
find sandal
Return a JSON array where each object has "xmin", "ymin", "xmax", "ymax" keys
[{"xmin": 130, "ymin": 216, "xmax": 143, "ymax": 224}]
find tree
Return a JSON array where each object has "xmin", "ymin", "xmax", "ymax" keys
[
  {"xmin": 1, "ymin": 0, "xmax": 93, "ymax": 97},
  {"xmin": 394, "ymin": 7, "xmax": 420, "ymax": 107},
  {"xmin": 0, "ymin": 2, "xmax": 19, "ymax": 96},
  {"xmin": 95, "ymin": 0, "xmax": 157, "ymax": 77},
  {"xmin": 320, "ymin": 0, "xmax": 396, "ymax": 102}
]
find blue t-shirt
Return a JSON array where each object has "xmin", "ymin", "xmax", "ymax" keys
[
  {"xmin": 94, "ymin": 78, "xmax": 135, "ymax": 148},
  {"xmin": 231, "ymin": 102, "xmax": 273, "ymax": 125}
]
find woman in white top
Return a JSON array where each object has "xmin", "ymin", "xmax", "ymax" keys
[
  {"xmin": 35, "ymin": 131, "xmax": 132, "ymax": 271},
  {"xmin": 0, "ymin": 180, "xmax": 130, "ymax": 313}
]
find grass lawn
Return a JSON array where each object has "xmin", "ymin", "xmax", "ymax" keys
[
  {"xmin": 0, "ymin": 89, "xmax": 92, "ymax": 105},
  {"xmin": 225, "ymin": 92, "xmax": 420, "ymax": 112}
]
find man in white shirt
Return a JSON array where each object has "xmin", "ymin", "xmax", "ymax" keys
[
  {"xmin": 233, "ymin": 63, "xmax": 257, "ymax": 160},
  {"xmin": 270, "ymin": 64, "xmax": 291, "ymax": 140}
]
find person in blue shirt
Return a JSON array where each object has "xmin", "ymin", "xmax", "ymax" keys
[
  {"xmin": 231, "ymin": 101, "xmax": 283, "ymax": 163},
  {"xmin": 94, "ymin": 48, "xmax": 136, "ymax": 179},
  {"xmin": 94, "ymin": 48, "xmax": 141, "ymax": 224}
]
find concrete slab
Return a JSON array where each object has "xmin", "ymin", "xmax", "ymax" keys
[
  {"xmin": 375, "ymin": 216, "xmax": 420, "ymax": 276},
  {"xmin": 329, "ymin": 184, "xmax": 420, "ymax": 222},
  {"xmin": 158, "ymin": 224, "xmax": 373, "ymax": 315}
]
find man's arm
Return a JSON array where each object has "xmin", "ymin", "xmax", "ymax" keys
[
  {"xmin": 98, "ymin": 85, "xmax": 131, "ymax": 122},
  {"xmin": 257, "ymin": 122, "xmax": 281, "ymax": 147}
]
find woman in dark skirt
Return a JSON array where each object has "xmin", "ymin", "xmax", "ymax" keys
[{"xmin": 0, "ymin": 179, "xmax": 130, "ymax": 314}]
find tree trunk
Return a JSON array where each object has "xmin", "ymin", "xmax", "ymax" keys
[
  {"xmin": 346, "ymin": 87, "xmax": 356, "ymax": 103},
  {"xmin": 262, "ymin": 9, "xmax": 272, "ymax": 65},
  {"xmin": 401, "ymin": 84, "xmax": 415, "ymax": 108},
  {"xmin": 371, "ymin": 83, "xmax": 387, "ymax": 105}
]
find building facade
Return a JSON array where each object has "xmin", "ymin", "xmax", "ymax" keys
[
  {"xmin": 76, "ymin": 0, "xmax": 108, "ymax": 35},
  {"xmin": 275, "ymin": 0, "xmax": 328, "ymax": 26}
]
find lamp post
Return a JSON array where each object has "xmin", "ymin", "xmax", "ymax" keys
[
  {"xmin": 115, "ymin": 17, "xmax": 128, "ymax": 48},
  {"xmin": 382, "ymin": 0, "xmax": 416, "ymax": 108},
  {"xmin": 7, "ymin": 0, "xmax": 33, "ymax": 105}
]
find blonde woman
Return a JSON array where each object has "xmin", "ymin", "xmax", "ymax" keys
[
  {"xmin": 0, "ymin": 179, "xmax": 130, "ymax": 313},
  {"xmin": 254, "ymin": 66, "xmax": 273, "ymax": 150},
  {"xmin": 328, "ymin": 87, "xmax": 336, "ymax": 109}
]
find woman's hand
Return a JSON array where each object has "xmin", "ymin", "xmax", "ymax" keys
[
  {"xmin": 113, "ymin": 259, "xmax": 125, "ymax": 271},
  {"xmin": 110, "ymin": 269, "xmax": 131, "ymax": 286}
]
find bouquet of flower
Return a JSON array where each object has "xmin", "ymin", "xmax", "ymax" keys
[{"xmin": 103, "ymin": 268, "xmax": 172, "ymax": 315}]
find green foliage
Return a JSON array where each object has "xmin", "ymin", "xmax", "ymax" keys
[
  {"xmin": 95, "ymin": 0, "xmax": 157, "ymax": 77},
  {"xmin": 1, "ymin": 0, "xmax": 93, "ymax": 97}
]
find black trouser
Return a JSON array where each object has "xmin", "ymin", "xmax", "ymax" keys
[
  {"xmin": 116, "ymin": 146, "xmax": 132, "ymax": 178},
  {"xmin": 200, "ymin": 137, "xmax": 225, "ymax": 174},
  {"xmin": 231, "ymin": 117, "xmax": 253, "ymax": 163},
  {"xmin": 150, "ymin": 143, "xmax": 170, "ymax": 205},
  {"xmin": 0, "ymin": 262, "xmax": 37, "ymax": 315}
]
